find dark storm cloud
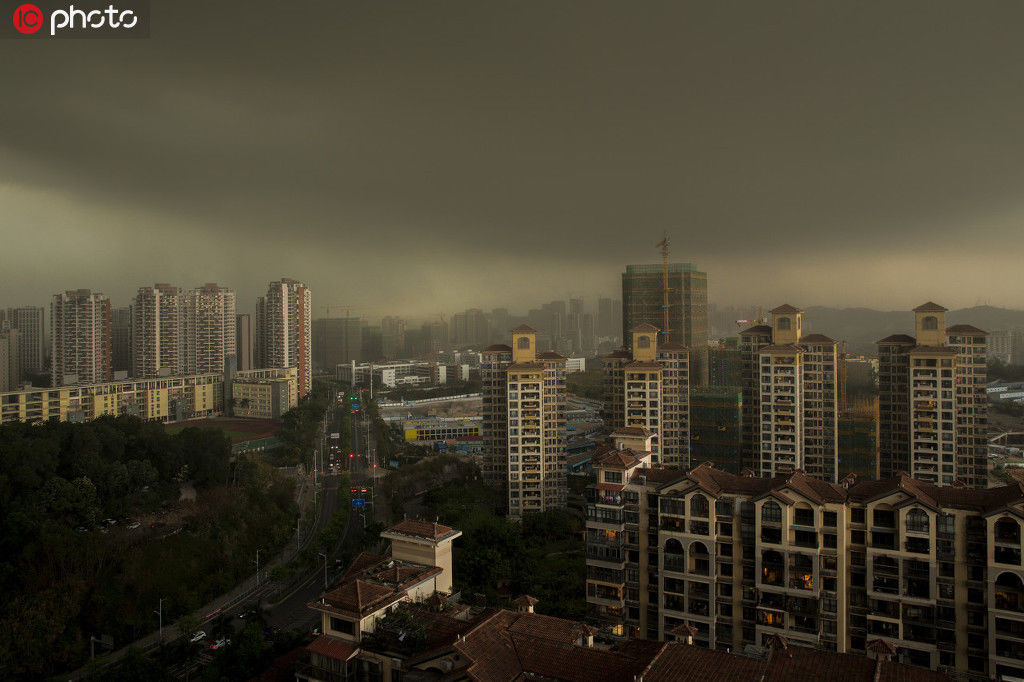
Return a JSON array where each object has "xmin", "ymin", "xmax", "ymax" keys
[{"xmin": 1, "ymin": 1, "xmax": 1023, "ymax": 315}]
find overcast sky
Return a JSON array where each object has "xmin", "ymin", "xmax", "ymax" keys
[{"xmin": 1, "ymin": 1, "xmax": 1022, "ymax": 318}]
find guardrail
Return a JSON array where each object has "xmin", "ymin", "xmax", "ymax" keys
[{"xmin": 377, "ymin": 393, "xmax": 482, "ymax": 407}]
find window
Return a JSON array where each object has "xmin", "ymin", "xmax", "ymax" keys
[
  {"xmin": 691, "ymin": 494, "xmax": 709, "ymax": 518},
  {"xmin": 822, "ymin": 511, "xmax": 837, "ymax": 527},
  {"xmin": 777, "ymin": 317, "xmax": 791, "ymax": 331},
  {"xmin": 330, "ymin": 617, "xmax": 355, "ymax": 635},
  {"xmin": 922, "ymin": 316, "xmax": 938, "ymax": 330},
  {"xmin": 762, "ymin": 501, "xmax": 782, "ymax": 524},
  {"xmin": 851, "ymin": 507, "xmax": 865, "ymax": 524},
  {"xmin": 517, "ymin": 336, "xmax": 531, "ymax": 349},
  {"xmin": 637, "ymin": 335, "xmax": 651, "ymax": 349},
  {"xmin": 604, "ymin": 471, "xmax": 623, "ymax": 484},
  {"xmin": 906, "ymin": 509, "xmax": 929, "ymax": 534}
]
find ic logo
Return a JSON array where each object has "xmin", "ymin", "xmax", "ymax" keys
[{"xmin": 12, "ymin": 3, "xmax": 43, "ymax": 33}]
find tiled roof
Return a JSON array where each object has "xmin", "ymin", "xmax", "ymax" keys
[
  {"xmin": 387, "ymin": 519, "xmax": 455, "ymax": 540},
  {"xmin": 877, "ymin": 334, "xmax": 916, "ymax": 344},
  {"xmin": 611, "ymin": 426, "xmax": 652, "ymax": 437},
  {"xmin": 760, "ymin": 344, "xmax": 802, "ymax": 353},
  {"xmin": 513, "ymin": 595, "xmax": 539, "ymax": 607},
  {"xmin": 591, "ymin": 446, "xmax": 642, "ymax": 469},
  {"xmin": 483, "ymin": 344, "xmax": 513, "ymax": 353},
  {"xmin": 739, "ymin": 325, "xmax": 772, "ymax": 336},
  {"xmin": 322, "ymin": 579, "xmax": 400, "ymax": 616},
  {"xmin": 770, "ymin": 304, "xmax": 801, "ymax": 314},
  {"xmin": 913, "ymin": 302, "xmax": 948, "ymax": 313},
  {"xmin": 643, "ymin": 643, "xmax": 765, "ymax": 681},
  {"xmin": 537, "ymin": 351, "xmax": 566, "ymax": 360},
  {"xmin": 630, "ymin": 323, "xmax": 661, "ymax": 332},
  {"xmin": 946, "ymin": 324, "xmax": 987, "ymax": 335},
  {"xmin": 306, "ymin": 635, "xmax": 358, "ymax": 661},
  {"xmin": 800, "ymin": 333, "xmax": 836, "ymax": 344},
  {"xmin": 511, "ymin": 324, "xmax": 536, "ymax": 333},
  {"xmin": 342, "ymin": 551, "xmax": 387, "ymax": 580}
]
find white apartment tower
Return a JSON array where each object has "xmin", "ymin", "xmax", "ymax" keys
[
  {"xmin": 740, "ymin": 304, "xmax": 839, "ymax": 482},
  {"xmin": 481, "ymin": 325, "xmax": 567, "ymax": 518},
  {"xmin": 877, "ymin": 302, "xmax": 988, "ymax": 487},
  {"xmin": 256, "ymin": 278, "xmax": 312, "ymax": 398},
  {"xmin": 51, "ymin": 289, "xmax": 111, "ymax": 386},
  {"xmin": 131, "ymin": 284, "xmax": 184, "ymax": 378},
  {"xmin": 183, "ymin": 283, "xmax": 236, "ymax": 375},
  {"xmin": 602, "ymin": 324, "xmax": 690, "ymax": 467}
]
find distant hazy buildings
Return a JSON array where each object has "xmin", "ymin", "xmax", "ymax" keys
[
  {"xmin": 481, "ymin": 325, "xmax": 567, "ymax": 518},
  {"xmin": 312, "ymin": 317, "xmax": 362, "ymax": 369},
  {"xmin": 708, "ymin": 337, "xmax": 741, "ymax": 387},
  {"xmin": 597, "ymin": 297, "xmax": 621, "ymax": 344},
  {"xmin": 4, "ymin": 306, "xmax": 44, "ymax": 378},
  {"xmin": 131, "ymin": 283, "xmax": 183, "ymax": 378},
  {"xmin": 622, "ymin": 263, "xmax": 708, "ymax": 385},
  {"xmin": 183, "ymin": 283, "xmax": 236, "ymax": 375},
  {"xmin": 110, "ymin": 306, "xmax": 132, "ymax": 375},
  {"xmin": 257, "ymin": 278, "xmax": 312, "ymax": 398},
  {"xmin": 838, "ymin": 400, "xmax": 878, "ymax": 481},
  {"xmin": 739, "ymin": 304, "xmax": 839, "ymax": 482},
  {"xmin": 51, "ymin": 289, "xmax": 111, "ymax": 387},
  {"xmin": 988, "ymin": 329, "xmax": 1024, "ymax": 365},
  {"xmin": 0, "ymin": 329, "xmax": 20, "ymax": 392},
  {"xmin": 380, "ymin": 316, "xmax": 406, "ymax": 359},
  {"xmin": 877, "ymin": 302, "xmax": 987, "ymax": 487},
  {"xmin": 236, "ymin": 313, "xmax": 254, "ymax": 371},
  {"xmin": 603, "ymin": 324, "xmax": 690, "ymax": 467}
]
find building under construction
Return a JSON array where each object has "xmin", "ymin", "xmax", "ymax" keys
[{"xmin": 621, "ymin": 262, "xmax": 709, "ymax": 384}]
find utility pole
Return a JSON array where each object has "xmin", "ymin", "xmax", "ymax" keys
[
  {"xmin": 254, "ymin": 549, "xmax": 261, "ymax": 588},
  {"xmin": 318, "ymin": 552, "xmax": 328, "ymax": 590},
  {"xmin": 154, "ymin": 598, "xmax": 165, "ymax": 642}
]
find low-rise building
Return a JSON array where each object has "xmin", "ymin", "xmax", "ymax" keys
[
  {"xmin": 0, "ymin": 373, "xmax": 223, "ymax": 424},
  {"xmin": 228, "ymin": 367, "xmax": 298, "ymax": 419},
  {"xmin": 338, "ymin": 360, "xmax": 447, "ymax": 389},
  {"xmin": 399, "ymin": 417, "xmax": 481, "ymax": 443},
  {"xmin": 300, "ymin": 520, "xmax": 952, "ymax": 682}
]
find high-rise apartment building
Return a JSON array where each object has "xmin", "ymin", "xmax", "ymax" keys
[
  {"xmin": 313, "ymin": 317, "xmax": 362, "ymax": 369},
  {"xmin": 0, "ymin": 329, "xmax": 21, "ymax": 391},
  {"xmin": 481, "ymin": 325, "xmax": 567, "ymax": 518},
  {"xmin": 877, "ymin": 303, "xmax": 987, "ymax": 487},
  {"xmin": 131, "ymin": 284, "xmax": 183, "ymax": 378},
  {"xmin": 257, "ymin": 278, "xmax": 312, "ymax": 398},
  {"xmin": 183, "ymin": 283, "xmax": 236, "ymax": 375},
  {"xmin": 739, "ymin": 305, "xmax": 839, "ymax": 482},
  {"xmin": 586, "ymin": 453, "xmax": 1024, "ymax": 679},
  {"xmin": 690, "ymin": 386, "xmax": 742, "ymax": 473},
  {"xmin": 236, "ymin": 313, "xmax": 254, "ymax": 371},
  {"xmin": 51, "ymin": 289, "xmax": 111, "ymax": 386},
  {"xmin": 622, "ymin": 263, "xmax": 708, "ymax": 385},
  {"xmin": 4, "ymin": 306, "xmax": 44, "ymax": 378},
  {"xmin": 597, "ymin": 297, "xmax": 621, "ymax": 342},
  {"xmin": 602, "ymin": 324, "xmax": 690, "ymax": 467},
  {"xmin": 110, "ymin": 306, "xmax": 132, "ymax": 375},
  {"xmin": 380, "ymin": 316, "xmax": 407, "ymax": 359}
]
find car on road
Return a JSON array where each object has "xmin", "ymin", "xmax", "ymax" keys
[
  {"xmin": 209, "ymin": 638, "xmax": 230, "ymax": 650},
  {"xmin": 189, "ymin": 630, "xmax": 206, "ymax": 643},
  {"xmin": 128, "ymin": 521, "xmax": 141, "ymax": 530}
]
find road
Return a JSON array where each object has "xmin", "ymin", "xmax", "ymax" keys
[
  {"xmin": 263, "ymin": 399, "xmax": 371, "ymax": 632},
  {"xmin": 66, "ymin": 394, "xmax": 350, "ymax": 681}
]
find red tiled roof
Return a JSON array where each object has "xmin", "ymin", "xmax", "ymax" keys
[
  {"xmin": 739, "ymin": 325, "xmax": 772, "ymax": 336},
  {"xmin": 913, "ymin": 302, "xmax": 947, "ymax": 313},
  {"xmin": 322, "ymin": 579, "xmax": 400, "ymax": 616},
  {"xmin": 537, "ymin": 351, "xmax": 566, "ymax": 360},
  {"xmin": 388, "ymin": 519, "xmax": 455, "ymax": 540},
  {"xmin": 342, "ymin": 551, "xmax": 387, "ymax": 580},
  {"xmin": 305, "ymin": 636, "xmax": 358, "ymax": 661},
  {"xmin": 946, "ymin": 324, "xmax": 987, "ymax": 335},
  {"xmin": 877, "ymin": 334, "xmax": 916, "ymax": 344},
  {"xmin": 483, "ymin": 344, "xmax": 513, "ymax": 353},
  {"xmin": 511, "ymin": 324, "xmax": 536, "ymax": 333},
  {"xmin": 630, "ymin": 323, "xmax": 660, "ymax": 332},
  {"xmin": 643, "ymin": 642, "xmax": 764, "ymax": 681},
  {"xmin": 611, "ymin": 426, "xmax": 652, "ymax": 437},
  {"xmin": 770, "ymin": 303, "xmax": 801, "ymax": 314},
  {"xmin": 592, "ymin": 447, "xmax": 642, "ymax": 470},
  {"xmin": 800, "ymin": 333, "xmax": 835, "ymax": 344}
]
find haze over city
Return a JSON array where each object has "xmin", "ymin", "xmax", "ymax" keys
[{"xmin": 4, "ymin": 1, "xmax": 1024, "ymax": 314}]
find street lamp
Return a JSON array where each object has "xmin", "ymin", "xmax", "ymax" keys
[
  {"xmin": 154, "ymin": 597, "xmax": 165, "ymax": 642},
  {"xmin": 318, "ymin": 552, "xmax": 329, "ymax": 590}
]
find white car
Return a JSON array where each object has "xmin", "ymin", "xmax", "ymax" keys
[
  {"xmin": 210, "ymin": 638, "xmax": 230, "ymax": 650},
  {"xmin": 189, "ymin": 630, "xmax": 206, "ymax": 643}
]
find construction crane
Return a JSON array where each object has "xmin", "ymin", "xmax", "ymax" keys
[
  {"xmin": 321, "ymin": 304, "xmax": 353, "ymax": 319},
  {"xmin": 655, "ymin": 231, "xmax": 672, "ymax": 342},
  {"xmin": 735, "ymin": 307, "xmax": 766, "ymax": 329}
]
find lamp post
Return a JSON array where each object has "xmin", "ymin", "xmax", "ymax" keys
[
  {"xmin": 318, "ymin": 552, "xmax": 328, "ymax": 590},
  {"xmin": 154, "ymin": 597, "xmax": 165, "ymax": 642}
]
